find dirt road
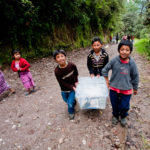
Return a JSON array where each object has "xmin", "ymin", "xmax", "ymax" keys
[{"xmin": 0, "ymin": 44, "xmax": 150, "ymax": 150}]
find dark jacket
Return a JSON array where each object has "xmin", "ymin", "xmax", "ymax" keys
[{"xmin": 87, "ymin": 48, "xmax": 109, "ymax": 76}]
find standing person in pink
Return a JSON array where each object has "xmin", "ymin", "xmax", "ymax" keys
[{"xmin": 11, "ymin": 49, "xmax": 35, "ymax": 95}]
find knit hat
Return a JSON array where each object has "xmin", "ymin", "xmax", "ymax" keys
[{"xmin": 118, "ymin": 40, "xmax": 133, "ymax": 52}]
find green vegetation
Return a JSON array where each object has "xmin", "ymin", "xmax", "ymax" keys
[
  {"xmin": 134, "ymin": 39, "xmax": 150, "ymax": 59},
  {"xmin": 1, "ymin": 0, "xmax": 149, "ymax": 65},
  {"xmin": 119, "ymin": 0, "xmax": 150, "ymax": 60},
  {"xmin": 118, "ymin": 0, "xmax": 150, "ymax": 38},
  {"xmin": 141, "ymin": 134, "xmax": 150, "ymax": 149},
  {"xmin": 0, "ymin": 0, "xmax": 124, "ymax": 65}
]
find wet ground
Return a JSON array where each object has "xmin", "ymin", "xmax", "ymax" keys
[{"xmin": 0, "ymin": 44, "xmax": 150, "ymax": 150}]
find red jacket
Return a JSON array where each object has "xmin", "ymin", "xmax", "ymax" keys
[{"xmin": 11, "ymin": 58, "xmax": 30, "ymax": 72}]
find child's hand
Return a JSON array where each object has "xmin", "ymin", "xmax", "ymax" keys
[
  {"xmin": 73, "ymin": 86, "xmax": 76, "ymax": 91},
  {"xmin": 104, "ymin": 77, "xmax": 109, "ymax": 88},
  {"xmin": 133, "ymin": 90, "xmax": 138, "ymax": 95},
  {"xmin": 90, "ymin": 74, "xmax": 94, "ymax": 78},
  {"xmin": 18, "ymin": 68, "xmax": 22, "ymax": 71},
  {"xmin": 75, "ymin": 82, "xmax": 79, "ymax": 87},
  {"xmin": 97, "ymin": 74, "xmax": 100, "ymax": 78}
]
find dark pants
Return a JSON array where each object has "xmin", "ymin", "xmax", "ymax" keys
[
  {"xmin": 61, "ymin": 91, "xmax": 76, "ymax": 114},
  {"xmin": 109, "ymin": 90, "xmax": 132, "ymax": 119}
]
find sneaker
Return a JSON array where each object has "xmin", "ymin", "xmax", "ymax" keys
[
  {"xmin": 120, "ymin": 118, "xmax": 127, "ymax": 127},
  {"xmin": 112, "ymin": 116, "xmax": 119, "ymax": 125},
  {"xmin": 69, "ymin": 114, "xmax": 75, "ymax": 120},
  {"xmin": 31, "ymin": 87, "xmax": 40, "ymax": 93}
]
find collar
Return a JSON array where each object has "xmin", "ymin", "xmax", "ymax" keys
[{"xmin": 59, "ymin": 61, "xmax": 68, "ymax": 68}]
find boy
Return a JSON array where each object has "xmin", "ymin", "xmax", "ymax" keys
[
  {"xmin": 102, "ymin": 40, "xmax": 139, "ymax": 127},
  {"xmin": 53, "ymin": 49, "xmax": 78, "ymax": 120},
  {"xmin": 87, "ymin": 37, "xmax": 109, "ymax": 78}
]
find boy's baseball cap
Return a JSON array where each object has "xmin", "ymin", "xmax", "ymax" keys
[{"xmin": 118, "ymin": 40, "xmax": 133, "ymax": 52}]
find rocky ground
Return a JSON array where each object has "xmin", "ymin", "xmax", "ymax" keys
[{"xmin": 0, "ymin": 43, "xmax": 150, "ymax": 150}]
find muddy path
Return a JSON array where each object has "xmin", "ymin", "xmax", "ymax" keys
[{"xmin": 0, "ymin": 44, "xmax": 150, "ymax": 150}]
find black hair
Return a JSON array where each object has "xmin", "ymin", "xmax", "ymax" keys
[
  {"xmin": 91, "ymin": 37, "xmax": 103, "ymax": 45},
  {"xmin": 118, "ymin": 40, "xmax": 133, "ymax": 52},
  {"xmin": 11, "ymin": 49, "xmax": 21, "ymax": 56},
  {"xmin": 53, "ymin": 49, "xmax": 66, "ymax": 59}
]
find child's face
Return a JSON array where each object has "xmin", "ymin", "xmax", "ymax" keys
[
  {"xmin": 119, "ymin": 45, "xmax": 131, "ymax": 60},
  {"xmin": 92, "ymin": 41, "xmax": 102, "ymax": 53},
  {"xmin": 55, "ymin": 53, "xmax": 66, "ymax": 67},
  {"xmin": 14, "ymin": 52, "xmax": 21, "ymax": 60}
]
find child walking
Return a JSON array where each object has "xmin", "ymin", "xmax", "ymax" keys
[
  {"xmin": 102, "ymin": 40, "xmax": 139, "ymax": 127},
  {"xmin": 11, "ymin": 49, "xmax": 35, "ymax": 95},
  {"xmin": 87, "ymin": 37, "xmax": 109, "ymax": 78},
  {"xmin": 0, "ymin": 65, "xmax": 15, "ymax": 97},
  {"xmin": 53, "ymin": 49, "xmax": 78, "ymax": 120}
]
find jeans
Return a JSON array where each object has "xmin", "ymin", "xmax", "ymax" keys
[
  {"xmin": 110, "ymin": 90, "xmax": 132, "ymax": 119},
  {"xmin": 61, "ymin": 90, "xmax": 76, "ymax": 114}
]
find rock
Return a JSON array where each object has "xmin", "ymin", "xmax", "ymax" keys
[
  {"xmin": 4, "ymin": 119, "xmax": 10, "ymax": 123},
  {"xmin": 47, "ymin": 122, "xmax": 51, "ymax": 126},
  {"xmin": 114, "ymin": 141, "xmax": 121, "ymax": 148},
  {"xmin": 48, "ymin": 147, "xmax": 51, "ymax": 150},
  {"xmin": 12, "ymin": 125, "xmax": 17, "ymax": 129},
  {"xmin": 104, "ymin": 124, "xmax": 109, "ymax": 128},
  {"xmin": 17, "ymin": 123, "xmax": 21, "ymax": 128},
  {"xmin": 32, "ymin": 116, "xmax": 39, "ymax": 120},
  {"xmin": 18, "ymin": 113, "xmax": 23, "ymax": 118},
  {"xmin": 59, "ymin": 138, "xmax": 64, "ymax": 144},
  {"xmin": 82, "ymin": 139, "xmax": 86, "ymax": 145}
]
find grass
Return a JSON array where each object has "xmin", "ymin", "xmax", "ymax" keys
[
  {"xmin": 134, "ymin": 38, "xmax": 150, "ymax": 60},
  {"xmin": 141, "ymin": 134, "xmax": 150, "ymax": 150}
]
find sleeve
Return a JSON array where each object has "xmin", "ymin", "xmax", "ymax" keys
[
  {"xmin": 102, "ymin": 59, "xmax": 113, "ymax": 77},
  {"xmin": 130, "ymin": 62, "xmax": 139, "ymax": 90},
  {"xmin": 20, "ymin": 59, "xmax": 30, "ymax": 71},
  {"xmin": 55, "ymin": 71, "xmax": 74, "ymax": 90},
  {"xmin": 103, "ymin": 53, "xmax": 109, "ymax": 67},
  {"xmin": 87, "ymin": 55, "xmax": 94, "ymax": 74},
  {"xmin": 11, "ymin": 61, "xmax": 18, "ymax": 72}
]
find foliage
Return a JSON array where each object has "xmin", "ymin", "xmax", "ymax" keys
[
  {"xmin": 0, "ymin": 0, "xmax": 124, "ymax": 64},
  {"xmin": 134, "ymin": 38, "xmax": 150, "ymax": 59},
  {"xmin": 144, "ymin": 0, "xmax": 150, "ymax": 26},
  {"xmin": 118, "ymin": 0, "xmax": 148, "ymax": 38}
]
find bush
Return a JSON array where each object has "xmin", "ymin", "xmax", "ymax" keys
[{"xmin": 134, "ymin": 38, "xmax": 150, "ymax": 59}]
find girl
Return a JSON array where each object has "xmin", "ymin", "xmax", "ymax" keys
[
  {"xmin": 102, "ymin": 40, "xmax": 139, "ymax": 127},
  {"xmin": 87, "ymin": 37, "xmax": 109, "ymax": 78},
  {"xmin": 11, "ymin": 49, "xmax": 35, "ymax": 95},
  {"xmin": 0, "ymin": 65, "xmax": 15, "ymax": 96}
]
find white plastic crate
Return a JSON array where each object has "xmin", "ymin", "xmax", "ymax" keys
[{"xmin": 75, "ymin": 76, "xmax": 108, "ymax": 109}]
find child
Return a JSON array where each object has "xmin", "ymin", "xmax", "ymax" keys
[
  {"xmin": 102, "ymin": 40, "xmax": 139, "ymax": 127},
  {"xmin": 0, "ymin": 65, "xmax": 15, "ymax": 96},
  {"xmin": 11, "ymin": 49, "xmax": 35, "ymax": 95},
  {"xmin": 53, "ymin": 49, "xmax": 78, "ymax": 120},
  {"xmin": 87, "ymin": 37, "xmax": 109, "ymax": 78}
]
